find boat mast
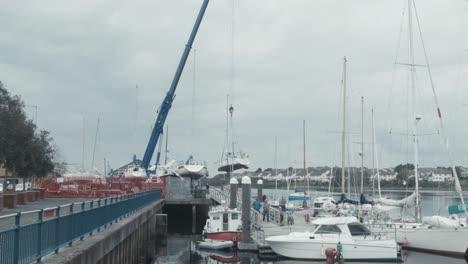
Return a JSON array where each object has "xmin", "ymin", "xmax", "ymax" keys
[
  {"xmin": 372, "ymin": 108, "xmax": 382, "ymax": 199},
  {"xmin": 275, "ymin": 136, "xmax": 278, "ymax": 178},
  {"xmin": 412, "ymin": 1, "xmax": 468, "ymax": 221},
  {"xmin": 229, "ymin": 104, "xmax": 234, "ymax": 173},
  {"xmin": 303, "ymin": 120, "xmax": 308, "ymax": 195},
  {"xmin": 341, "ymin": 57, "xmax": 347, "ymax": 194},
  {"xmin": 360, "ymin": 96, "xmax": 364, "ymax": 194},
  {"xmin": 91, "ymin": 117, "xmax": 100, "ymax": 171},
  {"xmin": 82, "ymin": 116, "xmax": 85, "ymax": 172},
  {"xmin": 408, "ymin": 0, "xmax": 421, "ymax": 222}
]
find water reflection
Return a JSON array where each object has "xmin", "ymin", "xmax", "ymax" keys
[{"xmin": 152, "ymin": 235, "xmax": 466, "ymax": 264}]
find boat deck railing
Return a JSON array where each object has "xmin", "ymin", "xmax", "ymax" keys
[{"xmin": 209, "ymin": 185, "xmax": 282, "ymax": 226}]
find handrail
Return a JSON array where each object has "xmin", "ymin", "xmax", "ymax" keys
[
  {"xmin": 209, "ymin": 185, "xmax": 282, "ymax": 226},
  {"xmin": 0, "ymin": 189, "xmax": 161, "ymax": 264}
]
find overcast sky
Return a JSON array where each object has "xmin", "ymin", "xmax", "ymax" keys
[{"xmin": 1, "ymin": 0, "xmax": 467, "ymax": 175}]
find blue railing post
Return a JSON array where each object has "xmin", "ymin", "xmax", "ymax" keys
[
  {"xmin": 80, "ymin": 202, "xmax": 85, "ymax": 241},
  {"xmin": 55, "ymin": 206, "xmax": 61, "ymax": 254},
  {"xmin": 104, "ymin": 198, "xmax": 108, "ymax": 228},
  {"xmin": 37, "ymin": 209, "xmax": 43, "ymax": 263},
  {"xmin": 69, "ymin": 203, "xmax": 74, "ymax": 246},
  {"xmin": 97, "ymin": 199, "xmax": 102, "ymax": 232},
  {"xmin": 13, "ymin": 212, "xmax": 21, "ymax": 264},
  {"xmin": 89, "ymin": 201, "xmax": 94, "ymax": 236}
]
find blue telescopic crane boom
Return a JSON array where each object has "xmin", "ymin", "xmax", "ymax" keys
[{"xmin": 141, "ymin": 0, "xmax": 210, "ymax": 175}]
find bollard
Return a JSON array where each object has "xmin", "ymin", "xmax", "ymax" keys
[
  {"xmin": 241, "ymin": 176, "xmax": 251, "ymax": 242},
  {"xmin": 257, "ymin": 179, "xmax": 263, "ymax": 201},
  {"xmin": 229, "ymin": 178, "xmax": 238, "ymax": 209},
  {"xmin": 37, "ymin": 209, "xmax": 43, "ymax": 262}
]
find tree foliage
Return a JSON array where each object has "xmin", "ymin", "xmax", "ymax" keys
[{"xmin": 0, "ymin": 81, "xmax": 56, "ymax": 180}]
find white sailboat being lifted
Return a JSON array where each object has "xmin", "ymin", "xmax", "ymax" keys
[{"xmin": 218, "ymin": 103, "xmax": 249, "ymax": 173}]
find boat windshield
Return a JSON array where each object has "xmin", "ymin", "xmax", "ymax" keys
[
  {"xmin": 347, "ymin": 223, "xmax": 371, "ymax": 236},
  {"xmin": 314, "ymin": 225, "xmax": 341, "ymax": 234}
]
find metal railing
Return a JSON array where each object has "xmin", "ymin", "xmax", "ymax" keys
[
  {"xmin": 0, "ymin": 189, "xmax": 161, "ymax": 264},
  {"xmin": 209, "ymin": 185, "xmax": 282, "ymax": 225}
]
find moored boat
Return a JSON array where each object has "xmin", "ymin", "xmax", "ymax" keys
[
  {"xmin": 265, "ymin": 217, "xmax": 399, "ymax": 261},
  {"xmin": 203, "ymin": 206, "xmax": 242, "ymax": 244}
]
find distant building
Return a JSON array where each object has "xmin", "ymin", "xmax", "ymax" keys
[
  {"xmin": 428, "ymin": 168, "xmax": 453, "ymax": 182},
  {"xmin": 370, "ymin": 168, "xmax": 397, "ymax": 182},
  {"xmin": 459, "ymin": 167, "xmax": 468, "ymax": 178}
]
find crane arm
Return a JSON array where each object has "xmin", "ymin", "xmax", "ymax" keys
[{"xmin": 141, "ymin": 0, "xmax": 210, "ymax": 175}]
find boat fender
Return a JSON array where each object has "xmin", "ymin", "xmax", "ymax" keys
[
  {"xmin": 325, "ymin": 248, "xmax": 336, "ymax": 264},
  {"xmin": 304, "ymin": 213, "xmax": 310, "ymax": 223},
  {"xmin": 402, "ymin": 239, "xmax": 409, "ymax": 245}
]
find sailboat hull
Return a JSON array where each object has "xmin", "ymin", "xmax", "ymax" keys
[
  {"xmin": 218, "ymin": 163, "xmax": 248, "ymax": 173},
  {"xmin": 391, "ymin": 225, "xmax": 468, "ymax": 258},
  {"xmin": 176, "ymin": 165, "xmax": 208, "ymax": 179}
]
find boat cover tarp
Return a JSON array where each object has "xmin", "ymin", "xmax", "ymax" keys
[
  {"xmin": 422, "ymin": 215, "xmax": 459, "ymax": 228},
  {"xmin": 335, "ymin": 194, "xmax": 359, "ymax": 205},
  {"xmin": 360, "ymin": 194, "xmax": 374, "ymax": 205},
  {"xmin": 377, "ymin": 192, "xmax": 417, "ymax": 208}
]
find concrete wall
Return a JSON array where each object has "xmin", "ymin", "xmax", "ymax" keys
[
  {"xmin": 44, "ymin": 199, "xmax": 165, "ymax": 264},
  {"xmin": 165, "ymin": 176, "xmax": 192, "ymax": 200}
]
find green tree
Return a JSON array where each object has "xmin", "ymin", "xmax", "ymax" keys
[{"xmin": 0, "ymin": 81, "xmax": 56, "ymax": 191}]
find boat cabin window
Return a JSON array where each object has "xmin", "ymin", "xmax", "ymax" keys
[
  {"xmin": 315, "ymin": 225, "xmax": 341, "ymax": 234},
  {"xmin": 223, "ymin": 213, "xmax": 228, "ymax": 223},
  {"xmin": 314, "ymin": 203, "xmax": 322, "ymax": 208},
  {"xmin": 348, "ymin": 223, "xmax": 371, "ymax": 236},
  {"xmin": 231, "ymin": 213, "xmax": 239, "ymax": 220},
  {"xmin": 212, "ymin": 215, "xmax": 220, "ymax": 220}
]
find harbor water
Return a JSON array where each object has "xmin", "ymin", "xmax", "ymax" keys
[{"xmin": 151, "ymin": 189, "xmax": 467, "ymax": 264}]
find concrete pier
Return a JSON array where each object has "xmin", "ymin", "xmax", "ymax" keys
[{"xmin": 43, "ymin": 199, "xmax": 165, "ymax": 264}]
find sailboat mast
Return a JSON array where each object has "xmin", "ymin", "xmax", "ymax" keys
[
  {"xmin": 275, "ymin": 136, "xmax": 278, "ymax": 177},
  {"xmin": 303, "ymin": 120, "xmax": 307, "ymax": 186},
  {"xmin": 360, "ymin": 96, "xmax": 364, "ymax": 194},
  {"xmin": 82, "ymin": 116, "xmax": 85, "ymax": 171},
  {"xmin": 341, "ymin": 57, "xmax": 347, "ymax": 194},
  {"xmin": 372, "ymin": 108, "xmax": 382, "ymax": 199},
  {"xmin": 91, "ymin": 117, "xmax": 100, "ymax": 171},
  {"xmin": 408, "ymin": 0, "xmax": 421, "ymax": 222}
]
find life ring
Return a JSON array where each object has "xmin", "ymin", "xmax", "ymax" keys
[
  {"xmin": 232, "ymin": 236, "xmax": 238, "ymax": 242},
  {"xmin": 305, "ymin": 213, "xmax": 310, "ymax": 223},
  {"xmin": 376, "ymin": 214, "xmax": 381, "ymax": 220}
]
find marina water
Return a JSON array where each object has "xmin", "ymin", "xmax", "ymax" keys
[{"xmin": 151, "ymin": 189, "xmax": 467, "ymax": 264}]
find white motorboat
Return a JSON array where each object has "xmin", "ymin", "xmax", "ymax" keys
[
  {"xmin": 203, "ymin": 206, "xmax": 242, "ymax": 244},
  {"xmin": 313, "ymin": 196, "xmax": 335, "ymax": 209},
  {"xmin": 265, "ymin": 217, "xmax": 399, "ymax": 261}
]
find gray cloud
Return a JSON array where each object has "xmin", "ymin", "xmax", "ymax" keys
[{"xmin": 0, "ymin": 0, "xmax": 467, "ymax": 175}]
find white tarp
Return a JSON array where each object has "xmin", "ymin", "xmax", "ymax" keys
[
  {"xmin": 377, "ymin": 192, "xmax": 417, "ymax": 208},
  {"xmin": 422, "ymin": 215, "xmax": 459, "ymax": 228}
]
